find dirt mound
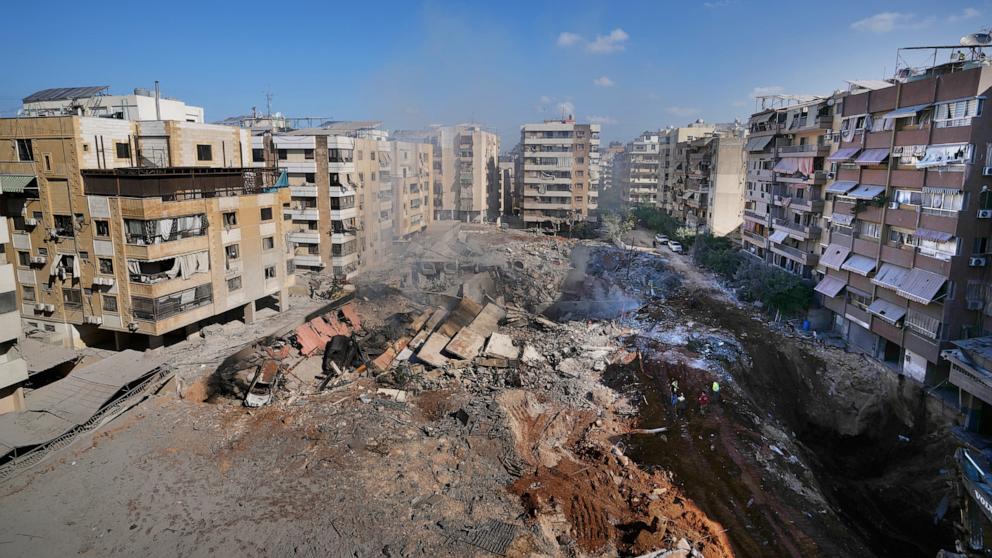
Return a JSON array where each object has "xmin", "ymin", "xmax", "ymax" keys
[{"xmin": 499, "ymin": 390, "xmax": 733, "ymax": 556}]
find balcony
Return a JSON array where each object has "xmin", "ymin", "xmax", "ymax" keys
[
  {"xmin": 331, "ymin": 252, "xmax": 358, "ymax": 267},
  {"xmin": 774, "ymin": 195, "xmax": 823, "ymax": 213},
  {"xmin": 288, "ymin": 231, "xmax": 320, "ymax": 244},
  {"xmin": 83, "ymin": 167, "xmax": 280, "ymax": 201},
  {"xmin": 742, "ymin": 230, "xmax": 768, "ymax": 248},
  {"xmin": 777, "ymin": 144, "xmax": 831, "ymax": 156},
  {"xmin": 773, "ymin": 218, "xmax": 821, "ymax": 240},
  {"xmin": 330, "ymin": 207, "xmax": 358, "ymax": 220},
  {"xmin": 777, "ymin": 170, "xmax": 828, "ymax": 185},
  {"xmin": 293, "ymin": 254, "xmax": 324, "ymax": 267},
  {"xmin": 770, "ymin": 242, "xmax": 819, "ymax": 266},
  {"xmin": 286, "ymin": 208, "xmax": 319, "ymax": 221},
  {"xmin": 290, "ymin": 184, "xmax": 318, "ymax": 197},
  {"xmin": 743, "ymin": 209, "xmax": 769, "ymax": 223},
  {"xmin": 131, "ymin": 284, "xmax": 213, "ymax": 323},
  {"xmin": 330, "ymin": 231, "xmax": 357, "ymax": 244}
]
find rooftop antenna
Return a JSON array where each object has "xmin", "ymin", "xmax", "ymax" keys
[{"xmin": 265, "ymin": 88, "xmax": 273, "ymax": 117}]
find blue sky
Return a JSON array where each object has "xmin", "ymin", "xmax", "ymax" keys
[{"xmin": 2, "ymin": 0, "xmax": 989, "ymax": 146}]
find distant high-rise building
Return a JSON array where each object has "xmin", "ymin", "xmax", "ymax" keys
[
  {"xmin": 519, "ymin": 119, "xmax": 600, "ymax": 227},
  {"xmin": 616, "ymin": 133, "xmax": 660, "ymax": 205}
]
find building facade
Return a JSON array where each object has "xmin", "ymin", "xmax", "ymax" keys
[
  {"xmin": 20, "ymin": 86, "xmax": 204, "ymax": 123},
  {"xmin": 519, "ymin": 119, "xmax": 600, "ymax": 227},
  {"xmin": 669, "ymin": 128, "xmax": 746, "ymax": 236},
  {"xmin": 0, "ymin": 116, "xmax": 294, "ymax": 349},
  {"xmin": 657, "ymin": 122, "xmax": 716, "ymax": 213},
  {"xmin": 616, "ymin": 132, "xmax": 660, "ymax": 206},
  {"xmin": 0, "ymin": 213, "xmax": 27, "ymax": 413}
]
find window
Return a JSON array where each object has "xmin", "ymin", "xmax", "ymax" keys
[
  {"xmin": 99, "ymin": 258, "xmax": 113, "ymax": 274},
  {"xmin": 223, "ymin": 211, "xmax": 238, "ymax": 227},
  {"xmin": 260, "ymin": 207, "xmax": 273, "ymax": 221},
  {"xmin": 278, "ymin": 149, "xmax": 288, "ymax": 160},
  {"xmin": 95, "ymin": 220, "xmax": 110, "ymax": 237},
  {"xmin": 225, "ymin": 244, "xmax": 240, "ymax": 261},
  {"xmin": 22, "ymin": 286, "xmax": 36, "ymax": 302},
  {"xmin": 304, "ymin": 149, "xmax": 314, "ymax": 160},
  {"xmin": 62, "ymin": 288, "xmax": 82, "ymax": 308},
  {"xmin": 262, "ymin": 236, "xmax": 275, "ymax": 251},
  {"xmin": 196, "ymin": 144, "xmax": 213, "ymax": 161},
  {"xmin": 115, "ymin": 142, "xmax": 131, "ymax": 159},
  {"xmin": 78, "ymin": 251, "xmax": 89, "ymax": 261},
  {"xmin": 102, "ymin": 295, "xmax": 118, "ymax": 313},
  {"xmin": 227, "ymin": 276, "xmax": 242, "ymax": 291},
  {"xmin": 53, "ymin": 215, "xmax": 74, "ymax": 237},
  {"xmin": 305, "ymin": 173, "xmax": 315, "ymax": 183},
  {"xmin": 975, "ymin": 237, "xmax": 990, "ymax": 255},
  {"xmin": 934, "ymin": 98, "xmax": 984, "ymax": 128},
  {"xmin": 264, "ymin": 265, "xmax": 276, "ymax": 280},
  {"xmin": 17, "ymin": 251, "xmax": 29, "ymax": 266},
  {"xmin": 855, "ymin": 220, "xmax": 881, "ymax": 239},
  {"xmin": 252, "ymin": 148, "xmax": 265, "ymax": 163},
  {"xmin": 16, "ymin": 139, "xmax": 33, "ymax": 161},
  {"xmin": 371, "ymin": 152, "xmax": 376, "ymax": 161},
  {"xmin": 43, "ymin": 153, "xmax": 52, "ymax": 172}
]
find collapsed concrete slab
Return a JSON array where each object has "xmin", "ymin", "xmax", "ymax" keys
[
  {"xmin": 484, "ymin": 332, "xmax": 519, "ymax": 360},
  {"xmin": 418, "ymin": 332, "xmax": 451, "ymax": 368},
  {"xmin": 446, "ymin": 328, "xmax": 486, "ymax": 360}
]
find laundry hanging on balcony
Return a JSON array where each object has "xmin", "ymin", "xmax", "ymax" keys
[
  {"xmin": 916, "ymin": 143, "xmax": 971, "ymax": 169},
  {"xmin": 772, "ymin": 157, "xmax": 814, "ymax": 176}
]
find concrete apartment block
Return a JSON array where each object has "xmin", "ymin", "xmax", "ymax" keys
[{"xmin": 519, "ymin": 119, "xmax": 601, "ymax": 227}]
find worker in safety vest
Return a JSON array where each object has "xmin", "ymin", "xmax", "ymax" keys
[{"xmin": 711, "ymin": 381, "xmax": 721, "ymax": 404}]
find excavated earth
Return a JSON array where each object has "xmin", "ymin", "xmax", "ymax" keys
[{"xmin": 0, "ymin": 229, "xmax": 961, "ymax": 557}]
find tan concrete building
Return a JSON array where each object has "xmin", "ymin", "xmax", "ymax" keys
[
  {"xmin": 0, "ymin": 212, "xmax": 27, "ymax": 413},
  {"xmin": 670, "ymin": 127, "xmax": 746, "ymax": 236},
  {"xmin": 519, "ymin": 119, "xmax": 600, "ymax": 227},
  {"xmin": 616, "ymin": 132, "xmax": 660, "ymax": 206},
  {"xmin": 381, "ymin": 140, "xmax": 433, "ymax": 239},
  {"xmin": 657, "ymin": 122, "xmax": 716, "ymax": 213},
  {"xmin": 0, "ymin": 116, "xmax": 295, "ymax": 349},
  {"xmin": 395, "ymin": 125, "xmax": 499, "ymax": 222}
]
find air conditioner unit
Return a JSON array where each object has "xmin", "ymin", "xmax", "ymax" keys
[
  {"xmin": 33, "ymin": 303, "xmax": 46, "ymax": 311},
  {"xmin": 30, "ymin": 255, "xmax": 46, "ymax": 265},
  {"xmin": 24, "ymin": 218, "xmax": 38, "ymax": 226},
  {"xmin": 43, "ymin": 304, "xmax": 55, "ymax": 312},
  {"xmin": 984, "ymin": 166, "xmax": 992, "ymax": 176},
  {"xmin": 83, "ymin": 316, "xmax": 103, "ymax": 325},
  {"xmin": 888, "ymin": 201, "xmax": 900, "ymax": 209},
  {"xmin": 967, "ymin": 299, "xmax": 985, "ymax": 310},
  {"xmin": 978, "ymin": 209, "xmax": 992, "ymax": 219},
  {"xmin": 892, "ymin": 146, "xmax": 904, "ymax": 155},
  {"xmin": 969, "ymin": 256, "xmax": 987, "ymax": 267}
]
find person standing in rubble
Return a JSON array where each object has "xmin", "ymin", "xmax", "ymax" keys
[
  {"xmin": 675, "ymin": 393, "xmax": 687, "ymax": 418},
  {"xmin": 698, "ymin": 391, "xmax": 710, "ymax": 415},
  {"xmin": 711, "ymin": 381, "xmax": 721, "ymax": 405}
]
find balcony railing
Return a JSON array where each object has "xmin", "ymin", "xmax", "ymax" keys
[
  {"xmin": 773, "ymin": 218, "xmax": 821, "ymax": 238},
  {"xmin": 83, "ymin": 167, "xmax": 280, "ymax": 201},
  {"xmin": 132, "ymin": 284, "xmax": 212, "ymax": 322},
  {"xmin": 777, "ymin": 144, "xmax": 829, "ymax": 155}
]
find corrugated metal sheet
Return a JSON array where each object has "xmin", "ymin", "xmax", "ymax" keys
[
  {"xmin": 744, "ymin": 135, "xmax": 774, "ymax": 152},
  {"xmin": 826, "ymin": 147, "xmax": 861, "ymax": 162},
  {"xmin": 897, "ymin": 268, "xmax": 946, "ymax": 304},
  {"xmin": 882, "ymin": 103, "xmax": 932, "ymax": 120},
  {"xmin": 825, "ymin": 180, "xmax": 858, "ymax": 194},
  {"xmin": 0, "ymin": 174, "xmax": 37, "ymax": 193},
  {"xmin": 855, "ymin": 149, "xmax": 890, "ymax": 165},
  {"xmin": 848, "ymin": 184, "xmax": 886, "ymax": 200}
]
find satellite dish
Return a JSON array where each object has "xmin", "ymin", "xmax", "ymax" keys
[{"xmin": 961, "ymin": 32, "xmax": 992, "ymax": 47}]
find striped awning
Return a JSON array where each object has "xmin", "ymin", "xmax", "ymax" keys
[
  {"xmin": 745, "ymin": 135, "xmax": 774, "ymax": 152},
  {"xmin": 0, "ymin": 174, "xmax": 37, "ymax": 193},
  {"xmin": 814, "ymin": 275, "xmax": 847, "ymax": 298},
  {"xmin": 826, "ymin": 147, "xmax": 861, "ymax": 162},
  {"xmin": 825, "ymin": 180, "xmax": 858, "ymax": 194},
  {"xmin": 820, "ymin": 244, "xmax": 851, "ymax": 270},
  {"xmin": 882, "ymin": 103, "xmax": 932, "ymax": 120},
  {"xmin": 831, "ymin": 212, "xmax": 855, "ymax": 226},
  {"xmin": 867, "ymin": 298, "xmax": 907, "ymax": 324},
  {"xmin": 872, "ymin": 263, "xmax": 909, "ymax": 290},
  {"xmin": 841, "ymin": 254, "xmax": 877, "ymax": 276},
  {"xmin": 855, "ymin": 149, "xmax": 890, "ymax": 165},
  {"xmin": 896, "ymin": 268, "xmax": 946, "ymax": 304},
  {"xmin": 914, "ymin": 228, "xmax": 953, "ymax": 242},
  {"xmin": 848, "ymin": 184, "xmax": 886, "ymax": 200}
]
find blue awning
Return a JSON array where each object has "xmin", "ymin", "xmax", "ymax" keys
[{"xmin": 882, "ymin": 103, "xmax": 932, "ymax": 120}]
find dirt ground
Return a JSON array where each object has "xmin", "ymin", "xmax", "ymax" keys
[{"xmin": 0, "ymin": 224, "xmax": 960, "ymax": 557}]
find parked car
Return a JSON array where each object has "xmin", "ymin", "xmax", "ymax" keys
[
  {"xmin": 667, "ymin": 240, "xmax": 684, "ymax": 254},
  {"xmin": 654, "ymin": 234, "xmax": 669, "ymax": 246}
]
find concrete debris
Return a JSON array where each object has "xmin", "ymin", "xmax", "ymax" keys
[{"xmin": 484, "ymin": 332, "xmax": 519, "ymax": 361}]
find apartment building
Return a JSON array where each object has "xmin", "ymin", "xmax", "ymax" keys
[
  {"xmin": 616, "ymin": 132, "xmax": 660, "ymax": 206},
  {"xmin": 251, "ymin": 130, "xmax": 365, "ymax": 277},
  {"xmin": 657, "ymin": 122, "xmax": 716, "ymax": 213},
  {"xmin": 807, "ymin": 55, "xmax": 992, "ymax": 397},
  {"xmin": 0, "ymin": 213, "xmax": 27, "ymax": 413},
  {"xmin": 519, "ymin": 119, "xmax": 600, "ymax": 227},
  {"xmin": 669, "ymin": 128, "xmax": 747, "ymax": 236},
  {"xmin": 394, "ymin": 125, "xmax": 499, "ymax": 222},
  {"xmin": 600, "ymin": 143, "xmax": 624, "ymax": 192},
  {"xmin": 741, "ymin": 96, "xmax": 839, "ymax": 277},
  {"xmin": 380, "ymin": 140, "xmax": 433, "ymax": 240},
  {"xmin": 0, "ymin": 116, "xmax": 294, "ymax": 349},
  {"xmin": 498, "ymin": 155, "xmax": 515, "ymax": 217},
  {"xmin": 20, "ymin": 86, "xmax": 204, "ymax": 122}
]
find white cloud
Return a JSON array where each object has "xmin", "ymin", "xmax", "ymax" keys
[
  {"xmin": 666, "ymin": 106, "xmax": 700, "ymax": 117},
  {"xmin": 593, "ymin": 76, "xmax": 614, "ymax": 87},
  {"xmin": 703, "ymin": 0, "xmax": 736, "ymax": 9},
  {"xmin": 557, "ymin": 32, "xmax": 581, "ymax": 47},
  {"xmin": 556, "ymin": 28, "xmax": 630, "ymax": 53},
  {"xmin": 588, "ymin": 115, "xmax": 617, "ymax": 125},
  {"xmin": 850, "ymin": 12, "xmax": 934, "ymax": 33},
  {"xmin": 539, "ymin": 95, "xmax": 552, "ymax": 104},
  {"xmin": 949, "ymin": 7, "xmax": 980, "ymax": 22},
  {"xmin": 750, "ymin": 85, "xmax": 784, "ymax": 98},
  {"xmin": 587, "ymin": 28, "xmax": 629, "ymax": 53}
]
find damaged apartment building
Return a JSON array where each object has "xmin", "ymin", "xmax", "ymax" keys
[
  {"xmin": 741, "ymin": 52, "xmax": 992, "ymax": 430},
  {"xmin": 668, "ymin": 125, "xmax": 746, "ymax": 237},
  {"xmin": 251, "ymin": 122, "xmax": 434, "ymax": 277},
  {"xmin": 518, "ymin": 118, "xmax": 600, "ymax": 227},
  {"xmin": 0, "ymin": 99, "xmax": 295, "ymax": 350},
  {"xmin": 394, "ymin": 124, "xmax": 500, "ymax": 222},
  {"xmin": 615, "ymin": 132, "xmax": 660, "ymax": 206}
]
